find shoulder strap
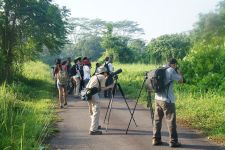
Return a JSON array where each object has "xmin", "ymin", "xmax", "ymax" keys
[{"xmin": 95, "ymin": 75, "xmax": 101, "ymax": 91}]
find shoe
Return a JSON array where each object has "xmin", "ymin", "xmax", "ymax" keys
[
  {"xmin": 89, "ymin": 130, "xmax": 102, "ymax": 135},
  {"xmin": 98, "ymin": 125, "xmax": 101, "ymax": 129},
  {"xmin": 152, "ymin": 138, "xmax": 162, "ymax": 146},
  {"xmin": 64, "ymin": 102, "xmax": 67, "ymax": 106},
  {"xmin": 169, "ymin": 141, "xmax": 181, "ymax": 147},
  {"xmin": 60, "ymin": 105, "xmax": 64, "ymax": 109}
]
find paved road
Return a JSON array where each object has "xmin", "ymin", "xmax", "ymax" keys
[{"xmin": 49, "ymin": 93, "xmax": 224, "ymax": 150}]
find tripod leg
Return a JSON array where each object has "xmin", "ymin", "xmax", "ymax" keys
[
  {"xmin": 117, "ymin": 83, "xmax": 138, "ymax": 127},
  {"xmin": 126, "ymin": 78, "xmax": 146, "ymax": 134},
  {"xmin": 106, "ymin": 95, "xmax": 113, "ymax": 132},
  {"xmin": 103, "ymin": 97, "xmax": 112, "ymax": 124},
  {"xmin": 104, "ymin": 83, "xmax": 117, "ymax": 131}
]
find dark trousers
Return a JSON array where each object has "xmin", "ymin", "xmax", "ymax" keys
[
  {"xmin": 153, "ymin": 100, "xmax": 178, "ymax": 142},
  {"xmin": 104, "ymin": 88, "xmax": 112, "ymax": 98}
]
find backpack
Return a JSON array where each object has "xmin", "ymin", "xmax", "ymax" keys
[
  {"xmin": 80, "ymin": 75, "xmax": 101, "ymax": 101},
  {"xmin": 69, "ymin": 65, "xmax": 77, "ymax": 77},
  {"xmin": 58, "ymin": 70, "xmax": 68, "ymax": 85},
  {"xmin": 145, "ymin": 67, "xmax": 169, "ymax": 93}
]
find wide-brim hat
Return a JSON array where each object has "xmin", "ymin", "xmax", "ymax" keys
[{"xmin": 97, "ymin": 66, "xmax": 108, "ymax": 74}]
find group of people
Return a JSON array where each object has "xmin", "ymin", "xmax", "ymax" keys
[
  {"xmin": 52, "ymin": 56, "xmax": 114, "ymax": 105},
  {"xmin": 53, "ymin": 56, "xmax": 183, "ymax": 148}
]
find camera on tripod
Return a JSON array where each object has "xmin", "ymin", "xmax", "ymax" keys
[
  {"xmin": 105, "ymin": 68, "xmax": 122, "ymax": 86},
  {"xmin": 111, "ymin": 68, "xmax": 122, "ymax": 79}
]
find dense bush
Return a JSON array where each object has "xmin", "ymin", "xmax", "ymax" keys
[{"xmin": 180, "ymin": 44, "xmax": 225, "ymax": 91}]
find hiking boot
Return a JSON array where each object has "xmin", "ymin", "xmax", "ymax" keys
[
  {"xmin": 89, "ymin": 130, "xmax": 102, "ymax": 135},
  {"xmin": 152, "ymin": 138, "xmax": 162, "ymax": 146},
  {"xmin": 169, "ymin": 141, "xmax": 181, "ymax": 147}
]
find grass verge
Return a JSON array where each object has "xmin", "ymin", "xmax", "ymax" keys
[{"xmin": 0, "ymin": 61, "xmax": 56, "ymax": 149}]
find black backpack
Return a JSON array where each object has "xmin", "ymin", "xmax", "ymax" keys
[
  {"xmin": 69, "ymin": 65, "xmax": 77, "ymax": 77},
  {"xmin": 145, "ymin": 67, "xmax": 169, "ymax": 93}
]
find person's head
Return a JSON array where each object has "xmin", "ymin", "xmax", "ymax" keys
[
  {"xmin": 97, "ymin": 66, "xmax": 108, "ymax": 77},
  {"xmin": 55, "ymin": 58, "xmax": 61, "ymax": 65},
  {"xmin": 168, "ymin": 58, "xmax": 178, "ymax": 69},
  {"xmin": 105, "ymin": 57, "xmax": 109, "ymax": 62},
  {"xmin": 74, "ymin": 57, "xmax": 81, "ymax": 64},
  {"xmin": 96, "ymin": 62, "xmax": 100, "ymax": 68},
  {"xmin": 83, "ymin": 57, "xmax": 88, "ymax": 60},
  {"xmin": 62, "ymin": 60, "xmax": 67, "ymax": 65}
]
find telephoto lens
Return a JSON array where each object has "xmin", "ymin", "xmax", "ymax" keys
[{"xmin": 111, "ymin": 68, "xmax": 122, "ymax": 77}]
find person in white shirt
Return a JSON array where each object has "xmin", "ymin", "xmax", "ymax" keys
[
  {"xmin": 104, "ymin": 57, "xmax": 114, "ymax": 98},
  {"xmin": 83, "ymin": 63, "xmax": 91, "ymax": 88}
]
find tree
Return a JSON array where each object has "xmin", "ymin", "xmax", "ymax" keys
[
  {"xmin": 179, "ymin": 0, "xmax": 225, "ymax": 91},
  {"xmin": 128, "ymin": 39, "xmax": 147, "ymax": 63},
  {"xmin": 147, "ymin": 34, "xmax": 191, "ymax": 64},
  {"xmin": 113, "ymin": 20, "xmax": 144, "ymax": 38},
  {"xmin": 0, "ymin": 0, "xmax": 69, "ymax": 81}
]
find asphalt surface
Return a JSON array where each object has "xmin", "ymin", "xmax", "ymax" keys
[{"xmin": 49, "ymin": 92, "xmax": 224, "ymax": 150}]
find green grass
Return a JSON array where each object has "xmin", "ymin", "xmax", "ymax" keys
[
  {"xmin": 113, "ymin": 63, "xmax": 225, "ymax": 145},
  {"xmin": 0, "ymin": 61, "xmax": 55, "ymax": 149},
  {"xmin": 113, "ymin": 63, "xmax": 156, "ymax": 103}
]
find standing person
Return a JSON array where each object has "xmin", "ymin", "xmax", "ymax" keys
[
  {"xmin": 55, "ymin": 61, "xmax": 68, "ymax": 108},
  {"xmin": 73, "ymin": 57, "xmax": 82, "ymax": 97},
  {"xmin": 53, "ymin": 58, "xmax": 61, "ymax": 88},
  {"xmin": 92, "ymin": 62, "xmax": 101, "ymax": 75},
  {"xmin": 82, "ymin": 57, "xmax": 91, "ymax": 88},
  {"xmin": 86, "ymin": 66, "xmax": 114, "ymax": 135},
  {"xmin": 152, "ymin": 58, "xmax": 183, "ymax": 147},
  {"xmin": 104, "ymin": 57, "xmax": 114, "ymax": 98}
]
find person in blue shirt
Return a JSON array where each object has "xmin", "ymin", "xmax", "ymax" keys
[{"xmin": 152, "ymin": 58, "xmax": 183, "ymax": 148}]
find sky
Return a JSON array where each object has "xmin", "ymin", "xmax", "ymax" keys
[{"xmin": 53, "ymin": 0, "xmax": 221, "ymax": 40}]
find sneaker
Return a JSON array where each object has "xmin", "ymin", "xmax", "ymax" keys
[
  {"xmin": 152, "ymin": 138, "xmax": 162, "ymax": 146},
  {"xmin": 89, "ymin": 130, "xmax": 102, "ymax": 135},
  {"xmin": 169, "ymin": 141, "xmax": 181, "ymax": 147}
]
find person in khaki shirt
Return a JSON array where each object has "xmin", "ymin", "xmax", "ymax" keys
[{"xmin": 86, "ymin": 66, "xmax": 114, "ymax": 135}]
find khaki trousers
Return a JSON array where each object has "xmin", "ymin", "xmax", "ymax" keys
[
  {"xmin": 88, "ymin": 94, "xmax": 100, "ymax": 131},
  {"xmin": 153, "ymin": 100, "xmax": 178, "ymax": 142},
  {"xmin": 73, "ymin": 77, "xmax": 80, "ymax": 96}
]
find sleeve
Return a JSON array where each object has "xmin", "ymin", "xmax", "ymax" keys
[
  {"xmin": 108, "ymin": 63, "xmax": 114, "ymax": 72},
  {"xmin": 170, "ymin": 69, "xmax": 181, "ymax": 81}
]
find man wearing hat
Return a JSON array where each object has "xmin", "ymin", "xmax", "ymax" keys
[
  {"xmin": 152, "ymin": 58, "xmax": 183, "ymax": 147},
  {"xmin": 86, "ymin": 66, "xmax": 114, "ymax": 135}
]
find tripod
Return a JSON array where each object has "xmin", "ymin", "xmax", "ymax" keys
[
  {"xmin": 125, "ymin": 76, "xmax": 154, "ymax": 134},
  {"xmin": 103, "ymin": 77, "xmax": 138, "ymax": 132}
]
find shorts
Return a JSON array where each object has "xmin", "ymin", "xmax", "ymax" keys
[{"xmin": 57, "ymin": 80, "xmax": 67, "ymax": 89}]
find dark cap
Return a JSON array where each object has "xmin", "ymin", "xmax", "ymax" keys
[
  {"xmin": 105, "ymin": 57, "xmax": 109, "ymax": 61},
  {"xmin": 74, "ymin": 56, "xmax": 81, "ymax": 63},
  {"xmin": 169, "ymin": 58, "xmax": 178, "ymax": 65}
]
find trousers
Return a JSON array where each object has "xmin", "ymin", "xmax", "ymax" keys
[
  {"xmin": 153, "ymin": 100, "xmax": 178, "ymax": 142},
  {"xmin": 88, "ymin": 94, "xmax": 100, "ymax": 131}
]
